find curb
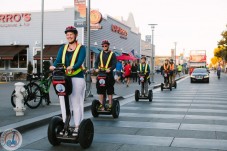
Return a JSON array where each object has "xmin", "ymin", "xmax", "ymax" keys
[
  {"xmin": 0, "ymin": 96, "xmax": 123, "ymax": 134},
  {"xmin": 0, "ymin": 75, "xmax": 187, "ymax": 134},
  {"xmin": 152, "ymin": 75, "xmax": 187, "ymax": 89}
]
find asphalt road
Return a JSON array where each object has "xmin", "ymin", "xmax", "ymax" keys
[{"xmin": 3, "ymin": 72, "xmax": 227, "ymax": 151}]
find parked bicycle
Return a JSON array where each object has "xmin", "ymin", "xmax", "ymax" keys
[{"xmin": 11, "ymin": 71, "xmax": 52, "ymax": 109}]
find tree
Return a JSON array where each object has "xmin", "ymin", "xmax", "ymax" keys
[
  {"xmin": 216, "ymin": 26, "xmax": 227, "ymax": 61},
  {"xmin": 211, "ymin": 56, "xmax": 222, "ymax": 66}
]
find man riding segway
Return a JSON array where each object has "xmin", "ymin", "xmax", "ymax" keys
[
  {"xmin": 161, "ymin": 59, "xmax": 172, "ymax": 91},
  {"xmin": 169, "ymin": 59, "xmax": 177, "ymax": 88},
  {"xmin": 91, "ymin": 40, "xmax": 120, "ymax": 118},
  {"xmin": 135, "ymin": 56, "xmax": 153, "ymax": 102}
]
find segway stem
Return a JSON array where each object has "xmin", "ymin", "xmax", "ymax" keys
[{"xmin": 64, "ymin": 95, "xmax": 71, "ymax": 132}]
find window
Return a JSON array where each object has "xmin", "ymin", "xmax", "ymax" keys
[
  {"xmin": 0, "ymin": 60, "xmax": 4, "ymax": 68},
  {"xmin": 10, "ymin": 49, "xmax": 27, "ymax": 68}
]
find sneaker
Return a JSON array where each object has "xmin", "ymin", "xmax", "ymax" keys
[
  {"xmin": 98, "ymin": 104, "xmax": 104, "ymax": 111},
  {"xmin": 72, "ymin": 128, "xmax": 78, "ymax": 137},
  {"xmin": 59, "ymin": 130, "xmax": 64, "ymax": 135},
  {"xmin": 107, "ymin": 104, "xmax": 112, "ymax": 111}
]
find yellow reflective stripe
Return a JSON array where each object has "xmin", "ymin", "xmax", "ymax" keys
[
  {"xmin": 62, "ymin": 44, "xmax": 82, "ymax": 76},
  {"xmin": 100, "ymin": 51, "xmax": 104, "ymax": 68},
  {"xmin": 145, "ymin": 64, "xmax": 148, "ymax": 73},
  {"xmin": 67, "ymin": 68, "xmax": 82, "ymax": 76},
  {"xmin": 70, "ymin": 44, "xmax": 81, "ymax": 66},
  {"xmin": 105, "ymin": 52, "xmax": 113, "ymax": 69},
  {"xmin": 99, "ymin": 51, "xmax": 113, "ymax": 70},
  {"xmin": 62, "ymin": 44, "xmax": 68, "ymax": 64}
]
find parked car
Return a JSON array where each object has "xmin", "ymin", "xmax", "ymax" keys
[{"xmin": 190, "ymin": 68, "xmax": 209, "ymax": 83}]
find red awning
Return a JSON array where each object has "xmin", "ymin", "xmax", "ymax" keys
[
  {"xmin": 0, "ymin": 45, "xmax": 29, "ymax": 60},
  {"xmin": 33, "ymin": 45, "xmax": 61, "ymax": 60},
  {"xmin": 116, "ymin": 54, "xmax": 137, "ymax": 61}
]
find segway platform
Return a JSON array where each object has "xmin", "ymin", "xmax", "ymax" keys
[
  {"xmin": 91, "ymin": 99, "xmax": 120, "ymax": 118},
  {"xmin": 161, "ymin": 83, "xmax": 172, "ymax": 91},
  {"xmin": 135, "ymin": 89, "xmax": 153, "ymax": 102}
]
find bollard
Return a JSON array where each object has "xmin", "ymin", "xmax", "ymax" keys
[{"xmin": 13, "ymin": 82, "xmax": 26, "ymax": 116}]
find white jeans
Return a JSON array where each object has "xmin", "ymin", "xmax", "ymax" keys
[{"xmin": 59, "ymin": 77, "xmax": 86, "ymax": 127}]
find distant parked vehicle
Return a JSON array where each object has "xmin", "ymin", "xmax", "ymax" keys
[{"xmin": 190, "ymin": 68, "xmax": 209, "ymax": 83}]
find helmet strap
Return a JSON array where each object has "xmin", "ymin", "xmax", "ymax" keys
[{"xmin": 69, "ymin": 39, "xmax": 77, "ymax": 44}]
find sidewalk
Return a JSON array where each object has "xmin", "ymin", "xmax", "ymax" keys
[{"xmin": 0, "ymin": 73, "xmax": 186, "ymax": 133}]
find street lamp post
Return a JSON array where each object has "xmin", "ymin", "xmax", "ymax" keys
[
  {"xmin": 148, "ymin": 24, "xmax": 157, "ymax": 83},
  {"xmin": 174, "ymin": 42, "xmax": 177, "ymax": 64},
  {"xmin": 40, "ymin": 0, "xmax": 44, "ymax": 74},
  {"xmin": 85, "ymin": 0, "xmax": 93, "ymax": 98}
]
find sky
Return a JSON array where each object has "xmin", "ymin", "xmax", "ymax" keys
[{"xmin": 1, "ymin": 0, "xmax": 227, "ymax": 63}]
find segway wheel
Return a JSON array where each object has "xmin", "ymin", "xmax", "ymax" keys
[
  {"xmin": 174, "ymin": 81, "xmax": 177, "ymax": 89},
  {"xmin": 148, "ymin": 90, "xmax": 153, "ymax": 102},
  {"xmin": 161, "ymin": 83, "xmax": 163, "ymax": 91},
  {"xmin": 79, "ymin": 119, "xmax": 94, "ymax": 149},
  {"xmin": 47, "ymin": 116, "xmax": 64, "ymax": 146},
  {"xmin": 91, "ymin": 99, "xmax": 100, "ymax": 118},
  {"xmin": 112, "ymin": 100, "xmax": 120, "ymax": 118},
  {"xmin": 135, "ymin": 90, "xmax": 140, "ymax": 102}
]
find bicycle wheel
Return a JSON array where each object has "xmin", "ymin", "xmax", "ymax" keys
[{"xmin": 25, "ymin": 82, "xmax": 42, "ymax": 109}]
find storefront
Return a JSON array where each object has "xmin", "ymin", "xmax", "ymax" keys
[{"xmin": 0, "ymin": 7, "xmax": 141, "ymax": 74}]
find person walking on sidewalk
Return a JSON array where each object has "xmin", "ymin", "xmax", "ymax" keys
[
  {"xmin": 115, "ymin": 60, "xmax": 122, "ymax": 83},
  {"xmin": 137, "ymin": 56, "xmax": 150, "ymax": 96},
  {"xmin": 131, "ymin": 62, "xmax": 138, "ymax": 82},
  {"xmin": 49, "ymin": 26, "xmax": 86, "ymax": 136},
  {"xmin": 95, "ymin": 40, "xmax": 117, "ymax": 111},
  {"xmin": 124, "ymin": 61, "xmax": 131, "ymax": 87}
]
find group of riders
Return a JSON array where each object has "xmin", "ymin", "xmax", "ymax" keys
[
  {"xmin": 162, "ymin": 58, "xmax": 177, "ymax": 87},
  {"xmin": 49, "ymin": 25, "xmax": 177, "ymax": 136}
]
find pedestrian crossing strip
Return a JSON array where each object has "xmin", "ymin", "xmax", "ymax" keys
[{"xmin": 91, "ymin": 78, "xmax": 227, "ymax": 150}]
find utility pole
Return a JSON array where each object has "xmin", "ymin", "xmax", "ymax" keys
[
  {"xmin": 40, "ymin": 0, "xmax": 44, "ymax": 74},
  {"xmin": 85, "ymin": 0, "xmax": 93, "ymax": 97},
  {"xmin": 174, "ymin": 42, "xmax": 177, "ymax": 64},
  {"xmin": 148, "ymin": 24, "xmax": 158, "ymax": 83}
]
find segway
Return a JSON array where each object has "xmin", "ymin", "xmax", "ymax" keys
[
  {"xmin": 91, "ymin": 69, "xmax": 120, "ymax": 118},
  {"xmin": 135, "ymin": 72, "xmax": 153, "ymax": 102},
  {"xmin": 172, "ymin": 80, "xmax": 177, "ymax": 89},
  {"xmin": 48, "ymin": 64, "xmax": 94, "ymax": 149},
  {"xmin": 161, "ymin": 72, "xmax": 172, "ymax": 91}
]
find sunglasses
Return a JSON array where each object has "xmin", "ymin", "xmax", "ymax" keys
[{"xmin": 102, "ymin": 45, "xmax": 108, "ymax": 47}]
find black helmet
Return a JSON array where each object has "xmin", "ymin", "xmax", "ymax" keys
[
  {"xmin": 65, "ymin": 26, "xmax": 78, "ymax": 34},
  {"xmin": 101, "ymin": 40, "xmax": 110, "ymax": 45},
  {"xmin": 141, "ymin": 56, "xmax": 146, "ymax": 60}
]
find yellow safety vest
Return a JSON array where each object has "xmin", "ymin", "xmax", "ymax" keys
[
  {"xmin": 99, "ymin": 51, "xmax": 113, "ymax": 70},
  {"xmin": 139, "ymin": 63, "xmax": 148, "ymax": 73},
  {"xmin": 62, "ymin": 44, "xmax": 82, "ymax": 76},
  {"xmin": 139, "ymin": 63, "xmax": 150, "ymax": 79}
]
